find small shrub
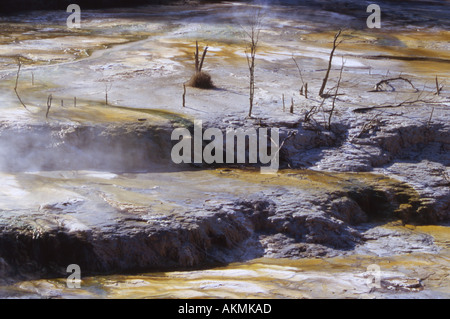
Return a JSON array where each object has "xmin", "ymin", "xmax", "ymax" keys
[{"xmin": 187, "ymin": 71, "xmax": 215, "ymax": 89}]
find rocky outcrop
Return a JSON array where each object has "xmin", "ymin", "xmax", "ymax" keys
[
  {"xmin": 0, "ymin": 165, "xmax": 439, "ymax": 283},
  {"xmin": 275, "ymin": 106, "xmax": 450, "ymax": 222},
  {"xmin": 0, "ymin": 103, "xmax": 447, "ymax": 284},
  {"xmin": 0, "ymin": 100, "xmax": 447, "ymax": 285}
]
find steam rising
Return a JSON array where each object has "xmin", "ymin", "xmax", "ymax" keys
[{"xmin": 0, "ymin": 124, "xmax": 174, "ymax": 173}]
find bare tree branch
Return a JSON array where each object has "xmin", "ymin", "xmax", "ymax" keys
[
  {"xmin": 46, "ymin": 94, "xmax": 52, "ymax": 119},
  {"xmin": 198, "ymin": 45, "xmax": 208, "ymax": 73},
  {"xmin": 241, "ymin": 9, "xmax": 264, "ymax": 118},
  {"xmin": 328, "ymin": 58, "xmax": 345, "ymax": 130},
  {"xmin": 319, "ymin": 29, "xmax": 342, "ymax": 98},
  {"xmin": 354, "ymin": 113, "xmax": 381, "ymax": 139},
  {"xmin": 427, "ymin": 107, "xmax": 434, "ymax": 127},
  {"xmin": 434, "ymin": 75, "xmax": 444, "ymax": 96},
  {"xmin": 353, "ymin": 97, "xmax": 441, "ymax": 113},
  {"xmin": 370, "ymin": 76, "xmax": 419, "ymax": 92},
  {"xmin": 104, "ymin": 83, "xmax": 112, "ymax": 105},
  {"xmin": 195, "ymin": 41, "xmax": 199, "ymax": 73},
  {"xmin": 14, "ymin": 59, "xmax": 29, "ymax": 110}
]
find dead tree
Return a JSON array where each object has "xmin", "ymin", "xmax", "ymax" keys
[
  {"xmin": 242, "ymin": 10, "xmax": 263, "ymax": 118},
  {"xmin": 104, "ymin": 83, "xmax": 112, "ymax": 105},
  {"xmin": 319, "ymin": 29, "xmax": 342, "ymax": 98},
  {"xmin": 188, "ymin": 41, "xmax": 214, "ymax": 89},
  {"xmin": 328, "ymin": 59, "xmax": 345, "ymax": 130},
  {"xmin": 193, "ymin": 40, "xmax": 209, "ymax": 74}
]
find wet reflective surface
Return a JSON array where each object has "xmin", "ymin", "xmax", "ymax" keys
[{"xmin": 1, "ymin": 223, "xmax": 448, "ymax": 299}]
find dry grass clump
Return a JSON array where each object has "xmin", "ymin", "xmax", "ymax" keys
[{"xmin": 187, "ymin": 71, "xmax": 214, "ymax": 89}]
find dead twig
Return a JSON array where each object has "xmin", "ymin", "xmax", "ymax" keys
[
  {"xmin": 194, "ymin": 41, "xmax": 209, "ymax": 74},
  {"xmin": 435, "ymin": 76, "xmax": 439, "ymax": 96},
  {"xmin": 182, "ymin": 83, "xmax": 186, "ymax": 107},
  {"xmin": 434, "ymin": 75, "xmax": 444, "ymax": 96},
  {"xmin": 14, "ymin": 59, "xmax": 29, "ymax": 110},
  {"xmin": 353, "ymin": 98, "xmax": 441, "ymax": 113},
  {"xmin": 304, "ymin": 104, "xmax": 315, "ymax": 123},
  {"xmin": 292, "ymin": 55, "xmax": 308, "ymax": 99},
  {"xmin": 46, "ymin": 94, "xmax": 52, "ymax": 119},
  {"xmin": 292, "ymin": 55, "xmax": 304, "ymax": 86},
  {"xmin": 104, "ymin": 83, "xmax": 112, "ymax": 105},
  {"xmin": 267, "ymin": 130, "xmax": 297, "ymax": 163},
  {"xmin": 370, "ymin": 76, "xmax": 418, "ymax": 92},
  {"xmin": 319, "ymin": 29, "xmax": 342, "ymax": 98},
  {"xmin": 355, "ymin": 83, "xmax": 439, "ymax": 113},
  {"xmin": 198, "ymin": 45, "xmax": 208, "ymax": 74},
  {"xmin": 427, "ymin": 107, "xmax": 434, "ymax": 128},
  {"xmin": 328, "ymin": 58, "xmax": 345, "ymax": 130},
  {"xmin": 355, "ymin": 113, "xmax": 381, "ymax": 139},
  {"xmin": 305, "ymin": 94, "xmax": 327, "ymax": 123},
  {"xmin": 195, "ymin": 41, "xmax": 199, "ymax": 73}
]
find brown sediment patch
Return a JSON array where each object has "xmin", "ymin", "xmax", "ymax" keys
[
  {"xmin": 33, "ymin": 101, "xmax": 189, "ymax": 125},
  {"xmin": 294, "ymin": 29, "xmax": 450, "ymax": 78},
  {"xmin": 159, "ymin": 39, "xmax": 248, "ymax": 66},
  {"xmin": 0, "ymin": 22, "xmax": 153, "ymax": 68},
  {"xmin": 404, "ymin": 224, "xmax": 450, "ymax": 248},
  {"xmin": 212, "ymin": 168, "xmax": 426, "ymax": 223},
  {"xmin": 213, "ymin": 167, "xmax": 419, "ymax": 197}
]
